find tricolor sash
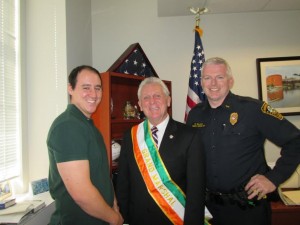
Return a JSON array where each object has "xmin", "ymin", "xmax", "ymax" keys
[{"xmin": 131, "ymin": 120, "xmax": 185, "ymax": 225}]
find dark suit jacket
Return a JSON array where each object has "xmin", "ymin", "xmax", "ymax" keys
[{"xmin": 116, "ymin": 118, "xmax": 205, "ymax": 225}]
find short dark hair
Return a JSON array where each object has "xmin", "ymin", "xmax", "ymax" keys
[{"xmin": 68, "ymin": 65, "xmax": 101, "ymax": 89}]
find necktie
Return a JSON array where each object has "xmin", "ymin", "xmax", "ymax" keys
[{"xmin": 151, "ymin": 126, "xmax": 158, "ymax": 147}]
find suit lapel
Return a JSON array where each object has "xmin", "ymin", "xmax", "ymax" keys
[{"xmin": 159, "ymin": 118, "xmax": 177, "ymax": 153}]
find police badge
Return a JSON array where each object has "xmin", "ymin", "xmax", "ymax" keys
[{"xmin": 230, "ymin": 112, "xmax": 238, "ymax": 125}]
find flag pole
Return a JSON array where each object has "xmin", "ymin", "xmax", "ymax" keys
[
  {"xmin": 195, "ymin": 11, "xmax": 200, "ymax": 27},
  {"xmin": 184, "ymin": 7, "xmax": 208, "ymax": 122},
  {"xmin": 189, "ymin": 7, "xmax": 208, "ymax": 34}
]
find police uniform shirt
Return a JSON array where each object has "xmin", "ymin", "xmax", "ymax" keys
[{"xmin": 186, "ymin": 92, "xmax": 300, "ymax": 193}]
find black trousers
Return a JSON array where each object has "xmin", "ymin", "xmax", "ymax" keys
[{"xmin": 206, "ymin": 199, "xmax": 271, "ymax": 225}]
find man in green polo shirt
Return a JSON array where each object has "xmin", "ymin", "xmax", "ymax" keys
[{"xmin": 47, "ymin": 65, "xmax": 123, "ymax": 225}]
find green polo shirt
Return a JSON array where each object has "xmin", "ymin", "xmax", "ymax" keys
[{"xmin": 47, "ymin": 104, "xmax": 113, "ymax": 225}]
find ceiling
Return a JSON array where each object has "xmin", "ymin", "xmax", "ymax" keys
[{"xmin": 157, "ymin": 0, "xmax": 300, "ymax": 17}]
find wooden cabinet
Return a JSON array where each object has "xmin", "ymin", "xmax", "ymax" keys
[
  {"xmin": 91, "ymin": 71, "xmax": 172, "ymax": 172},
  {"xmin": 271, "ymin": 200, "xmax": 300, "ymax": 225}
]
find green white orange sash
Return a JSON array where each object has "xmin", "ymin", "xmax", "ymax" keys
[{"xmin": 131, "ymin": 120, "xmax": 185, "ymax": 225}]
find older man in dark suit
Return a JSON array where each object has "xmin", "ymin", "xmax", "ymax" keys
[{"xmin": 116, "ymin": 77, "xmax": 207, "ymax": 225}]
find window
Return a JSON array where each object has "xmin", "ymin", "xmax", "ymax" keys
[{"xmin": 0, "ymin": 0, "xmax": 20, "ymax": 182}]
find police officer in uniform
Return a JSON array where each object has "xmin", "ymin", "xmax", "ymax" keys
[{"xmin": 186, "ymin": 57, "xmax": 300, "ymax": 225}]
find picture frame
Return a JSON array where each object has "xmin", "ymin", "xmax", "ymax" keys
[
  {"xmin": 0, "ymin": 181, "xmax": 12, "ymax": 201},
  {"xmin": 256, "ymin": 56, "xmax": 300, "ymax": 116}
]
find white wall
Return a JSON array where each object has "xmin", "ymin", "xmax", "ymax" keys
[
  {"xmin": 24, "ymin": 0, "xmax": 92, "ymax": 191},
  {"xmin": 66, "ymin": 0, "xmax": 93, "ymax": 72},
  {"xmin": 24, "ymin": 0, "xmax": 68, "ymax": 191},
  {"xmin": 91, "ymin": 0, "xmax": 300, "ymax": 162}
]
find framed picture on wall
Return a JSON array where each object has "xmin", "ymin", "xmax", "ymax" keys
[{"xmin": 256, "ymin": 56, "xmax": 300, "ymax": 116}]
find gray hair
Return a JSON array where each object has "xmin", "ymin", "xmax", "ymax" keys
[
  {"xmin": 137, "ymin": 77, "xmax": 170, "ymax": 100},
  {"xmin": 202, "ymin": 57, "xmax": 233, "ymax": 78}
]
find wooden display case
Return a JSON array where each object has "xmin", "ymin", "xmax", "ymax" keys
[{"xmin": 91, "ymin": 71, "xmax": 172, "ymax": 172}]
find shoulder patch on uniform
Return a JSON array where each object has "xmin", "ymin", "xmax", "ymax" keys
[
  {"xmin": 261, "ymin": 102, "xmax": 283, "ymax": 120},
  {"xmin": 192, "ymin": 122, "xmax": 205, "ymax": 128}
]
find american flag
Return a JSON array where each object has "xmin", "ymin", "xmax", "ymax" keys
[
  {"xmin": 116, "ymin": 48, "xmax": 156, "ymax": 77},
  {"xmin": 184, "ymin": 26, "xmax": 205, "ymax": 122}
]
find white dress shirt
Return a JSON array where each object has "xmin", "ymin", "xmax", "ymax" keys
[{"xmin": 150, "ymin": 115, "xmax": 169, "ymax": 149}]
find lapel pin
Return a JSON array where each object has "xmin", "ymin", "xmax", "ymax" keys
[{"xmin": 169, "ymin": 135, "xmax": 174, "ymax": 139}]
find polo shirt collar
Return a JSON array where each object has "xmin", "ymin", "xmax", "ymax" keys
[{"xmin": 68, "ymin": 104, "xmax": 92, "ymax": 122}]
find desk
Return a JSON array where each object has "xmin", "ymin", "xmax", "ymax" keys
[
  {"xmin": 205, "ymin": 200, "xmax": 300, "ymax": 225},
  {"xmin": 18, "ymin": 200, "xmax": 55, "ymax": 225},
  {"xmin": 0, "ymin": 192, "xmax": 55, "ymax": 225},
  {"xmin": 271, "ymin": 200, "xmax": 300, "ymax": 225}
]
